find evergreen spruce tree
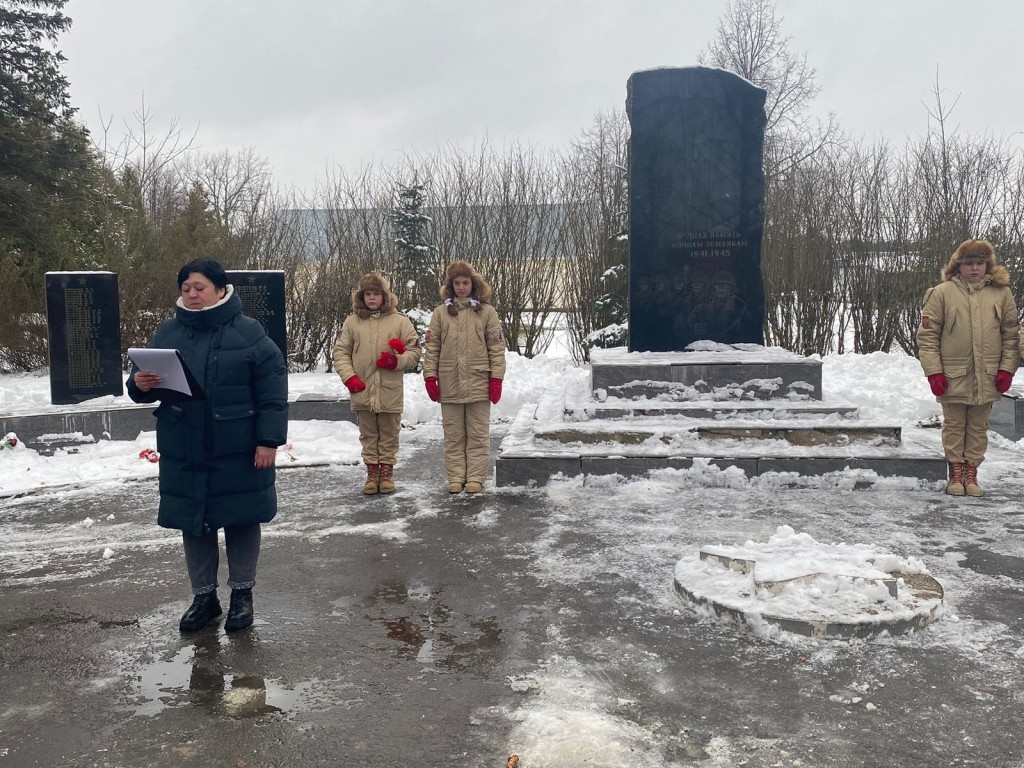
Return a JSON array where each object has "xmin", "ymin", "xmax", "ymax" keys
[
  {"xmin": 389, "ymin": 179, "xmax": 437, "ymax": 354},
  {"xmin": 588, "ymin": 255, "xmax": 629, "ymax": 351},
  {"xmin": 0, "ymin": 0, "xmax": 111, "ymax": 370}
]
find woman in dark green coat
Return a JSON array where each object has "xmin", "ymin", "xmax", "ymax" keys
[{"xmin": 128, "ymin": 259, "xmax": 288, "ymax": 633}]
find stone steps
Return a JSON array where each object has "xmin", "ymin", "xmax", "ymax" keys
[
  {"xmin": 590, "ymin": 346, "xmax": 823, "ymax": 400},
  {"xmin": 536, "ymin": 419, "xmax": 900, "ymax": 448},
  {"xmin": 495, "ymin": 347, "xmax": 944, "ymax": 487},
  {"xmin": 568, "ymin": 401, "xmax": 859, "ymax": 420}
]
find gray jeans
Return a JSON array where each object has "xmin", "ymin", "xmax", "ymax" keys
[{"xmin": 181, "ymin": 525, "xmax": 261, "ymax": 595}]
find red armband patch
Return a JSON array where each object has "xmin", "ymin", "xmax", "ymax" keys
[{"xmin": 921, "ymin": 316, "xmax": 930, "ymax": 329}]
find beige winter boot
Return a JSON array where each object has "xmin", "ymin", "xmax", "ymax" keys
[
  {"xmin": 363, "ymin": 463, "xmax": 380, "ymax": 495},
  {"xmin": 945, "ymin": 462, "xmax": 965, "ymax": 496},
  {"xmin": 964, "ymin": 462, "xmax": 983, "ymax": 497},
  {"xmin": 378, "ymin": 464, "xmax": 396, "ymax": 494}
]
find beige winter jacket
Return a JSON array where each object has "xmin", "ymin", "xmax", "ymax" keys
[
  {"xmin": 333, "ymin": 306, "xmax": 421, "ymax": 414},
  {"xmin": 917, "ymin": 269, "xmax": 1019, "ymax": 404},
  {"xmin": 423, "ymin": 298, "xmax": 506, "ymax": 403}
]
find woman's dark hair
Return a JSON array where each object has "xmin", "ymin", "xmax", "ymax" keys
[{"xmin": 177, "ymin": 258, "xmax": 228, "ymax": 289}]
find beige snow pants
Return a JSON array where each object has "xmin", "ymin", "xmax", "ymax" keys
[
  {"xmin": 940, "ymin": 402, "xmax": 992, "ymax": 465},
  {"xmin": 440, "ymin": 400, "xmax": 492, "ymax": 484},
  {"xmin": 356, "ymin": 410, "xmax": 402, "ymax": 466}
]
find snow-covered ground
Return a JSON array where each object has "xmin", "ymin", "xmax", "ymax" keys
[
  {"xmin": 0, "ymin": 348, "xmax": 950, "ymax": 496},
  {"xmin": 3, "ymin": 347, "xmax": 1015, "ymax": 637},
  {"xmin": 5, "ymin": 348, "xmax": 1024, "ymax": 765}
]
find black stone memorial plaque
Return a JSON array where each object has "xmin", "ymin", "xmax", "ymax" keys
[
  {"xmin": 45, "ymin": 272, "xmax": 124, "ymax": 405},
  {"xmin": 226, "ymin": 270, "xmax": 287, "ymax": 359},
  {"xmin": 627, "ymin": 67, "xmax": 767, "ymax": 351}
]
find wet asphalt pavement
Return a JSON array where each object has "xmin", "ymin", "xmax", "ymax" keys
[{"xmin": 3, "ymin": 429, "xmax": 1024, "ymax": 767}]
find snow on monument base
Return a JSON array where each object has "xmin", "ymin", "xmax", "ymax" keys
[{"xmin": 673, "ymin": 526, "xmax": 945, "ymax": 640}]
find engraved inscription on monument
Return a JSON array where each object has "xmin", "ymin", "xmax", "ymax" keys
[
  {"xmin": 226, "ymin": 270, "xmax": 287, "ymax": 359},
  {"xmin": 45, "ymin": 272, "xmax": 123, "ymax": 405}
]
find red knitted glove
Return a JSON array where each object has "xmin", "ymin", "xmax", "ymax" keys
[
  {"xmin": 488, "ymin": 377, "xmax": 502, "ymax": 405},
  {"xmin": 425, "ymin": 376, "xmax": 440, "ymax": 402},
  {"xmin": 927, "ymin": 373, "xmax": 948, "ymax": 397},
  {"xmin": 376, "ymin": 351, "xmax": 398, "ymax": 370},
  {"xmin": 388, "ymin": 338, "xmax": 406, "ymax": 355},
  {"xmin": 344, "ymin": 375, "xmax": 366, "ymax": 394},
  {"xmin": 996, "ymin": 370, "xmax": 1013, "ymax": 393}
]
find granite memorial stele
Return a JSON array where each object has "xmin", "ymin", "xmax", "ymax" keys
[
  {"xmin": 45, "ymin": 271, "xmax": 123, "ymax": 405},
  {"xmin": 626, "ymin": 66, "xmax": 767, "ymax": 352}
]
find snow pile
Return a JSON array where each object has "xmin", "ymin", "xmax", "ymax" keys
[{"xmin": 674, "ymin": 525, "xmax": 944, "ymax": 638}]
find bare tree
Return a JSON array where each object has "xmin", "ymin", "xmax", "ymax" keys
[
  {"xmin": 762, "ymin": 150, "xmax": 844, "ymax": 354},
  {"xmin": 420, "ymin": 141, "xmax": 563, "ymax": 356},
  {"xmin": 91, "ymin": 96, "xmax": 197, "ymax": 221},
  {"xmin": 700, "ymin": 0, "xmax": 837, "ymax": 179},
  {"xmin": 559, "ymin": 109, "xmax": 629, "ymax": 361},
  {"xmin": 701, "ymin": 0, "xmax": 817, "ymax": 136},
  {"xmin": 179, "ymin": 148, "xmax": 273, "ymax": 232}
]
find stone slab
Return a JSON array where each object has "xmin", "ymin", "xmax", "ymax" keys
[
  {"xmin": 44, "ymin": 272, "xmax": 124, "ymax": 405},
  {"xmin": 290, "ymin": 394, "xmax": 355, "ymax": 423},
  {"xmin": 571, "ymin": 402, "xmax": 858, "ymax": 420},
  {"xmin": 1, "ymin": 406, "xmax": 156, "ymax": 454},
  {"xmin": 667, "ymin": 456, "xmax": 759, "ymax": 475},
  {"xmin": 626, "ymin": 66, "xmax": 767, "ymax": 351},
  {"xmin": 1, "ymin": 393, "xmax": 355, "ymax": 454},
  {"xmin": 493, "ymin": 452, "xmax": 946, "ymax": 487},
  {"xmin": 673, "ymin": 576, "xmax": 943, "ymax": 640},
  {"xmin": 758, "ymin": 457, "xmax": 948, "ymax": 481},
  {"xmin": 580, "ymin": 456, "xmax": 671, "ymax": 475},
  {"xmin": 538, "ymin": 422, "xmax": 900, "ymax": 447},
  {"xmin": 989, "ymin": 393, "xmax": 1024, "ymax": 441},
  {"xmin": 226, "ymin": 270, "xmax": 287, "ymax": 360},
  {"xmin": 494, "ymin": 456, "xmax": 583, "ymax": 487},
  {"xmin": 591, "ymin": 359, "xmax": 822, "ymax": 400}
]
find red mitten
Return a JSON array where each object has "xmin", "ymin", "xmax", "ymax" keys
[
  {"xmin": 488, "ymin": 377, "xmax": 502, "ymax": 405},
  {"xmin": 425, "ymin": 376, "xmax": 440, "ymax": 402},
  {"xmin": 996, "ymin": 370, "xmax": 1013, "ymax": 393},
  {"xmin": 376, "ymin": 351, "xmax": 398, "ymax": 370},
  {"xmin": 344, "ymin": 375, "xmax": 366, "ymax": 393},
  {"xmin": 388, "ymin": 338, "xmax": 406, "ymax": 355},
  {"xmin": 927, "ymin": 373, "xmax": 948, "ymax": 397}
]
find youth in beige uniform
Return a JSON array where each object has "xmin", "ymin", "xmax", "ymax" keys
[
  {"xmin": 333, "ymin": 273, "xmax": 421, "ymax": 494},
  {"xmin": 423, "ymin": 261, "xmax": 506, "ymax": 494},
  {"xmin": 917, "ymin": 239, "xmax": 1019, "ymax": 496}
]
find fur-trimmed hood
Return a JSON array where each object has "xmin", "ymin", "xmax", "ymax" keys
[
  {"xmin": 439, "ymin": 260, "xmax": 493, "ymax": 305},
  {"xmin": 942, "ymin": 239, "xmax": 1009, "ymax": 286},
  {"xmin": 351, "ymin": 272, "xmax": 399, "ymax": 318}
]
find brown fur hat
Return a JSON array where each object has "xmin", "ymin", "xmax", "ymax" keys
[
  {"xmin": 352, "ymin": 272, "xmax": 398, "ymax": 318},
  {"xmin": 440, "ymin": 261, "xmax": 492, "ymax": 313},
  {"xmin": 942, "ymin": 239, "xmax": 1008, "ymax": 286}
]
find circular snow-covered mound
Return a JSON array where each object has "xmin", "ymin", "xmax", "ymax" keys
[{"xmin": 674, "ymin": 525, "xmax": 944, "ymax": 640}]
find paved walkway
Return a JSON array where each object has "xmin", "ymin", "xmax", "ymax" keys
[{"xmin": 2, "ymin": 427, "xmax": 1024, "ymax": 767}]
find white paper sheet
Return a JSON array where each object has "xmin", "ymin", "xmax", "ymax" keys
[{"xmin": 127, "ymin": 348, "xmax": 197, "ymax": 396}]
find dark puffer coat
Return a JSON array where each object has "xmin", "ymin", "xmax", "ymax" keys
[{"xmin": 127, "ymin": 288, "xmax": 288, "ymax": 535}]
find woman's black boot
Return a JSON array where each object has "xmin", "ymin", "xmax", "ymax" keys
[
  {"xmin": 179, "ymin": 592, "xmax": 222, "ymax": 633},
  {"xmin": 224, "ymin": 588, "xmax": 254, "ymax": 632}
]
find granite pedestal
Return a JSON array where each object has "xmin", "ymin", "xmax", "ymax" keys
[{"xmin": 495, "ymin": 346, "xmax": 946, "ymax": 488}]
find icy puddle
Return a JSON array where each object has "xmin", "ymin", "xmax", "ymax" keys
[{"xmin": 117, "ymin": 642, "xmax": 317, "ymax": 718}]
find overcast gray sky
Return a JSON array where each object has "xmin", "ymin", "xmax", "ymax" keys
[{"xmin": 61, "ymin": 0, "xmax": 1024, "ymax": 193}]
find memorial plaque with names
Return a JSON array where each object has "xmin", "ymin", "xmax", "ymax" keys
[
  {"xmin": 627, "ymin": 66, "xmax": 767, "ymax": 352},
  {"xmin": 226, "ymin": 270, "xmax": 287, "ymax": 359},
  {"xmin": 45, "ymin": 272, "xmax": 124, "ymax": 405}
]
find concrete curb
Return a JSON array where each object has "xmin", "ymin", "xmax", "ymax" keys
[{"xmin": 1, "ymin": 394, "xmax": 354, "ymax": 454}]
